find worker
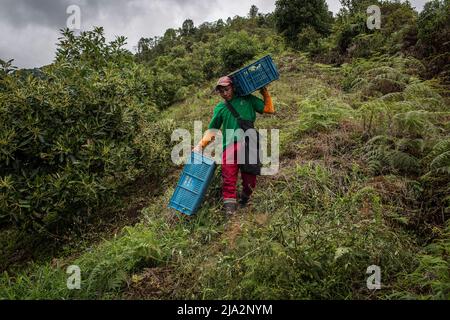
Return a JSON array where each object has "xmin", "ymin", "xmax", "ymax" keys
[{"xmin": 193, "ymin": 76, "xmax": 275, "ymax": 215}]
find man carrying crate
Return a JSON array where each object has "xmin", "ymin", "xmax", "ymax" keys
[{"xmin": 193, "ymin": 76, "xmax": 275, "ymax": 215}]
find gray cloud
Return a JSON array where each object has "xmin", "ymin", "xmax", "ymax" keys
[
  {"xmin": 0, "ymin": 0, "xmax": 69, "ymax": 29},
  {"xmin": 0, "ymin": 0, "xmax": 429, "ymax": 68}
]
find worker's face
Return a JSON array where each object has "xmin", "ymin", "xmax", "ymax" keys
[{"xmin": 217, "ymin": 85, "xmax": 234, "ymax": 101}]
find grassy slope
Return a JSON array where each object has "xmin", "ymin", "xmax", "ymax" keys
[{"xmin": 1, "ymin": 52, "xmax": 448, "ymax": 300}]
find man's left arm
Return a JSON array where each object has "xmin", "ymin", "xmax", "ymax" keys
[{"xmin": 260, "ymin": 87, "xmax": 274, "ymax": 114}]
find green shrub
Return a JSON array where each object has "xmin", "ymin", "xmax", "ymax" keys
[
  {"xmin": 334, "ymin": 12, "xmax": 367, "ymax": 54},
  {"xmin": 348, "ymin": 33, "xmax": 385, "ymax": 58},
  {"xmin": 341, "ymin": 55, "xmax": 424, "ymax": 95},
  {"xmin": 296, "ymin": 26, "xmax": 322, "ymax": 53},
  {"xmin": 274, "ymin": 0, "xmax": 333, "ymax": 48},
  {"xmin": 195, "ymin": 164, "xmax": 417, "ymax": 299},
  {"xmin": 417, "ymin": 0, "xmax": 450, "ymax": 57},
  {"xmin": 416, "ymin": 0, "xmax": 450, "ymax": 81},
  {"xmin": 0, "ymin": 219, "xmax": 189, "ymax": 299},
  {"xmin": 151, "ymin": 71, "xmax": 184, "ymax": 109},
  {"xmin": 0, "ymin": 29, "xmax": 173, "ymax": 233},
  {"xmin": 390, "ymin": 222, "xmax": 450, "ymax": 300},
  {"xmin": 133, "ymin": 119, "xmax": 176, "ymax": 178},
  {"xmin": 297, "ymin": 97, "xmax": 355, "ymax": 134},
  {"xmin": 217, "ymin": 31, "xmax": 260, "ymax": 72}
]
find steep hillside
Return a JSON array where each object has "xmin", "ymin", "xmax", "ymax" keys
[
  {"xmin": 1, "ymin": 0, "xmax": 449, "ymax": 301},
  {"xmin": 1, "ymin": 52, "xmax": 448, "ymax": 299}
]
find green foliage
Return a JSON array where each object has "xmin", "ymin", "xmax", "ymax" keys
[
  {"xmin": 360, "ymin": 92, "xmax": 447, "ymax": 176},
  {"xmin": 150, "ymin": 71, "xmax": 184, "ymax": 109},
  {"xmin": 424, "ymin": 139, "xmax": 450, "ymax": 176},
  {"xmin": 56, "ymin": 27, "xmax": 133, "ymax": 68},
  {"xmin": 417, "ymin": 0, "xmax": 450, "ymax": 57},
  {"xmin": 296, "ymin": 26, "xmax": 323, "ymax": 53},
  {"xmin": 390, "ymin": 222, "xmax": 450, "ymax": 299},
  {"xmin": 134, "ymin": 119, "xmax": 176, "ymax": 177},
  {"xmin": 1, "ymin": 3, "xmax": 449, "ymax": 301},
  {"xmin": 0, "ymin": 264, "xmax": 69, "ymax": 299},
  {"xmin": 381, "ymin": 1, "xmax": 418, "ymax": 40},
  {"xmin": 348, "ymin": 33, "xmax": 385, "ymax": 58},
  {"xmin": 309, "ymin": 1, "xmax": 422, "ymax": 65},
  {"xmin": 0, "ymin": 28, "xmax": 173, "ymax": 233},
  {"xmin": 0, "ymin": 58, "xmax": 17, "ymax": 78},
  {"xmin": 134, "ymin": 18, "xmax": 275, "ymax": 104},
  {"xmin": 181, "ymin": 19, "xmax": 196, "ymax": 37},
  {"xmin": 334, "ymin": 11, "xmax": 368, "ymax": 54},
  {"xmin": 340, "ymin": 53, "xmax": 450, "ymax": 232},
  {"xmin": 416, "ymin": 0, "xmax": 450, "ymax": 81},
  {"xmin": 421, "ymin": 139, "xmax": 450, "ymax": 221},
  {"xmin": 340, "ymin": 0, "xmax": 374, "ymax": 13},
  {"xmin": 217, "ymin": 31, "xmax": 260, "ymax": 73},
  {"xmin": 0, "ymin": 219, "xmax": 190, "ymax": 299},
  {"xmin": 342, "ymin": 55, "xmax": 427, "ymax": 97},
  {"xmin": 364, "ymin": 136, "xmax": 421, "ymax": 175},
  {"xmin": 298, "ymin": 97, "xmax": 355, "ymax": 134},
  {"xmin": 248, "ymin": 5, "xmax": 259, "ymax": 19},
  {"xmin": 75, "ymin": 224, "xmax": 165, "ymax": 297},
  {"xmin": 195, "ymin": 164, "xmax": 417, "ymax": 299},
  {"xmin": 274, "ymin": 0, "xmax": 333, "ymax": 48}
]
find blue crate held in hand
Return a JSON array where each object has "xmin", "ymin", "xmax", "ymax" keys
[
  {"xmin": 168, "ymin": 152, "xmax": 217, "ymax": 216},
  {"xmin": 229, "ymin": 55, "xmax": 280, "ymax": 97}
]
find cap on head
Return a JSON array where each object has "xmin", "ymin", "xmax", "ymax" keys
[{"xmin": 215, "ymin": 76, "xmax": 232, "ymax": 90}]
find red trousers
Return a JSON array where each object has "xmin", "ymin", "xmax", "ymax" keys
[{"xmin": 222, "ymin": 142, "xmax": 257, "ymax": 201}]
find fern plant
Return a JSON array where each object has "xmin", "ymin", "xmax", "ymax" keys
[
  {"xmin": 390, "ymin": 222, "xmax": 450, "ymax": 300},
  {"xmin": 298, "ymin": 97, "xmax": 354, "ymax": 134},
  {"xmin": 342, "ymin": 55, "xmax": 425, "ymax": 96},
  {"xmin": 393, "ymin": 111, "xmax": 437, "ymax": 138},
  {"xmin": 423, "ymin": 139, "xmax": 450, "ymax": 177},
  {"xmin": 364, "ymin": 136, "xmax": 421, "ymax": 175}
]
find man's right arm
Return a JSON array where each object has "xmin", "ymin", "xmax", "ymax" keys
[
  {"xmin": 194, "ymin": 130, "xmax": 216, "ymax": 151},
  {"xmin": 194, "ymin": 106, "xmax": 222, "ymax": 151}
]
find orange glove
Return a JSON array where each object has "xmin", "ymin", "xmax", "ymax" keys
[
  {"xmin": 194, "ymin": 130, "xmax": 216, "ymax": 151},
  {"xmin": 260, "ymin": 87, "xmax": 274, "ymax": 114}
]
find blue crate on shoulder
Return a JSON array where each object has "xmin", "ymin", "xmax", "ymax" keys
[
  {"xmin": 229, "ymin": 55, "xmax": 279, "ymax": 97},
  {"xmin": 168, "ymin": 152, "xmax": 217, "ymax": 216}
]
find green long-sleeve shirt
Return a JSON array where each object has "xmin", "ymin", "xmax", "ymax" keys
[{"xmin": 208, "ymin": 94, "xmax": 265, "ymax": 150}]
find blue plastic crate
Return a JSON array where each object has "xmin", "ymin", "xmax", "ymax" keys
[
  {"xmin": 168, "ymin": 152, "xmax": 217, "ymax": 216},
  {"xmin": 229, "ymin": 55, "xmax": 279, "ymax": 97}
]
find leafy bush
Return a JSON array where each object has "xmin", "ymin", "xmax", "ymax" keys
[
  {"xmin": 150, "ymin": 71, "xmax": 184, "ymax": 109},
  {"xmin": 341, "ymin": 55, "xmax": 425, "ymax": 96},
  {"xmin": 347, "ymin": 33, "xmax": 385, "ymax": 58},
  {"xmin": 353, "ymin": 60, "xmax": 449, "ymax": 229},
  {"xmin": 0, "ymin": 29, "xmax": 174, "ymax": 233},
  {"xmin": 298, "ymin": 97, "xmax": 355, "ymax": 134},
  {"xmin": 217, "ymin": 31, "xmax": 260, "ymax": 72},
  {"xmin": 390, "ymin": 221, "xmax": 450, "ymax": 299},
  {"xmin": 417, "ymin": 0, "xmax": 450, "ymax": 57},
  {"xmin": 334, "ymin": 12, "xmax": 367, "ymax": 54},
  {"xmin": 416, "ymin": 0, "xmax": 450, "ymax": 81},
  {"xmin": 311, "ymin": 2, "xmax": 420, "ymax": 63},
  {"xmin": 274, "ymin": 0, "xmax": 332, "ymax": 48},
  {"xmin": 0, "ymin": 219, "xmax": 189, "ymax": 299},
  {"xmin": 0, "ymin": 59, "xmax": 17, "ymax": 79},
  {"xmin": 195, "ymin": 164, "xmax": 417, "ymax": 299},
  {"xmin": 296, "ymin": 26, "xmax": 322, "ymax": 53}
]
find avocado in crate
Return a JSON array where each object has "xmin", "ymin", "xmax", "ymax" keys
[
  {"xmin": 169, "ymin": 152, "xmax": 217, "ymax": 216},
  {"xmin": 229, "ymin": 55, "xmax": 280, "ymax": 97}
]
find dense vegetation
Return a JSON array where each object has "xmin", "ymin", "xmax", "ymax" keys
[
  {"xmin": 1, "ymin": 28, "xmax": 175, "ymax": 233},
  {"xmin": 0, "ymin": 0, "xmax": 448, "ymax": 300}
]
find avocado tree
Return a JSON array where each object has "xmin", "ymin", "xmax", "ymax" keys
[{"xmin": 274, "ymin": 0, "xmax": 333, "ymax": 48}]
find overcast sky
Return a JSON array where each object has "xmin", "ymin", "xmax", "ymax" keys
[{"xmin": 0, "ymin": 0, "xmax": 429, "ymax": 68}]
